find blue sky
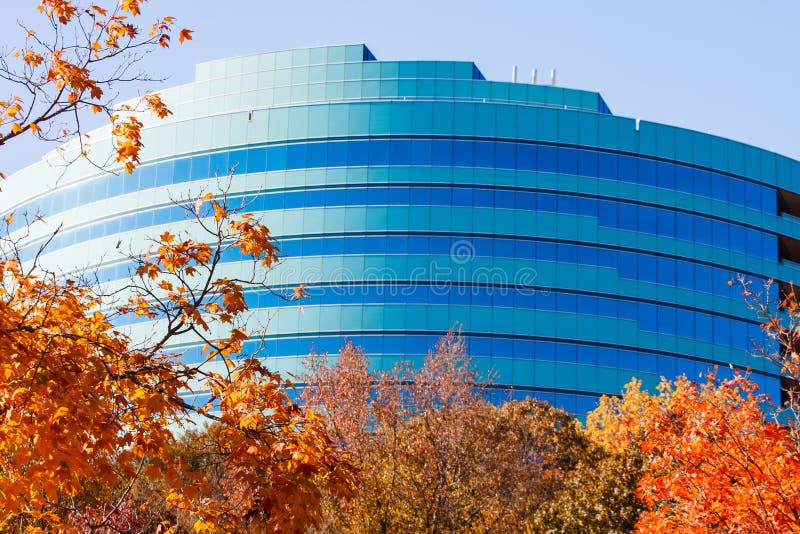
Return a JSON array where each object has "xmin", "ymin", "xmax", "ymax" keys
[{"xmin": 2, "ymin": 0, "xmax": 800, "ymax": 172}]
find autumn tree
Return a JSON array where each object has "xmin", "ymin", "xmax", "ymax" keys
[
  {"xmin": 527, "ymin": 445, "xmax": 645, "ymax": 534},
  {"xmin": 586, "ymin": 374, "xmax": 800, "ymax": 533},
  {"xmin": 0, "ymin": 189, "xmax": 354, "ymax": 532},
  {"xmin": 528, "ymin": 379, "xmax": 647, "ymax": 534},
  {"xmin": 0, "ymin": 0, "xmax": 193, "ymax": 178},
  {"xmin": 0, "ymin": 2, "xmax": 355, "ymax": 532},
  {"xmin": 302, "ymin": 333, "xmax": 593, "ymax": 533}
]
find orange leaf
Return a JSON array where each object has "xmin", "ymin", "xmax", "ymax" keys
[{"xmin": 212, "ymin": 201, "xmax": 226, "ymax": 222}]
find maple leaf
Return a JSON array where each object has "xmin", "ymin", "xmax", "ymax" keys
[{"xmin": 291, "ymin": 284, "xmax": 308, "ymax": 300}]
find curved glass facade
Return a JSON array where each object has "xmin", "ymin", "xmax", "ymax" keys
[{"xmin": 7, "ymin": 44, "xmax": 800, "ymax": 413}]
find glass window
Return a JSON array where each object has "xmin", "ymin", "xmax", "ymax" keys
[
  {"xmin": 557, "ymin": 147, "xmax": 578, "ymax": 175},
  {"xmin": 286, "ymin": 143, "xmax": 307, "ymax": 169},
  {"xmin": 389, "ymin": 140, "xmax": 411, "ymax": 166},
  {"xmin": 617, "ymin": 251, "xmax": 637, "ymax": 279},
  {"xmin": 676, "ymin": 260, "xmax": 694, "ymax": 289},
  {"xmin": 618, "ymin": 203, "xmax": 637, "ymax": 231},
  {"xmin": 537, "ymin": 242, "xmax": 557, "ymax": 260},
  {"xmin": 694, "ymin": 264, "xmax": 713, "ymax": 293},
  {"xmin": 696, "ymin": 312, "xmax": 713, "ymax": 342},
  {"xmin": 598, "ymin": 200, "xmax": 617, "ymax": 227},
  {"xmin": 577, "ymin": 149, "xmax": 598, "ymax": 177},
  {"xmin": 431, "ymin": 139, "xmax": 453, "ymax": 166},
  {"xmin": 173, "ymin": 157, "xmax": 191, "ymax": 182},
  {"xmin": 675, "ymin": 212, "xmax": 693, "ymax": 241},
  {"xmin": 637, "ymin": 158, "xmax": 657, "ymax": 186},
  {"xmin": 596, "ymin": 297, "xmax": 616, "ymax": 318},
  {"xmin": 189, "ymin": 156, "xmax": 209, "ymax": 180},
  {"xmin": 762, "ymin": 187, "xmax": 778, "ymax": 214},
  {"xmin": 657, "ymin": 355, "xmax": 676, "ymax": 376},
  {"xmin": 637, "ymin": 206, "xmax": 657, "ymax": 234},
  {"xmin": 495, "ymin": 189, "xmax": 515, "ymax": 209},
  {"xmin": 410, "ymin": 139, "xmax": 432, "ymax": 166},
  {"xmin": 597, "ymin": 152, "xmax": 617, "ymax": 180},
  {"xmin": 638, "ymin": 255, "xmax": 657, "ymax": 283},
  {"xmin": 474, "ymin": 188, "xmax": 494, "ymax": 208},
  {"xmin": 675, "ymin": 165, "xmax": 693, "ymax": 193},
  {"xmin": 538, "ymin": 145, "xmax": 557, "ymax": 173},
  {"xmin": 474, "ymin": 141, "xmax": 494, "ymax": 168},
  {"xmin": 306, "ymin": 142, "xmax": 327, "ymax": 167},
  {"xmin": 496, "ymin": 142, "xmax": 516, "ymax": 168},
  {"xmin": 556, "ymin": 343, "xmax": 577, "ymax": 363},
  {"xmin": 578, "ymin": 197, "xmax": 598, "ymax": 217},
  {"xmin": 346, "ymin": 187, "xmax": 367, "ymax": 205},
  {"xmin": 555, "ymin": 242, "xmax": 577, "ymax": 262},
  {"xmin": 494, "ymin": 238, "xmax": 514, "ymax": 257},
  {"xmin": 515, "ymin": 240, "xmax": 534, "ymax": 258},
  {"xmin": 618, "ymin": 155, "xmax": 637, "ymax": 183},
  {"xmin": 729, "ymin": 178, "xmax": 745, "ymax": 206},
  {"xmin": 657, "ymin": 209, "xmax": 676, "ymax": 237},
  {"xmin": 368, "ymin": 139, "xmax": 390, "ymax": 165},
  {"xmin": 578, "ymin": 245, "xmax": 598, "ymax": 265},
  {"xmin": 534, "ymin": 341, "xmax": 556, "ymax": 361},
  {"xmin": 729, "ymin": 225, "xmax": 746, "ymax": 254},
  {"xmin": 711, "ymin": 220, "xmax": 729, "ymax": 249},
  {"xmin": 597, "ymin": 348, "xmax": 616, "ymax": 367},
  {"xmin": 538, "ymin": 193, "xmax": 557, "ymax": 213},
  {"xmin": 713, "ymin": 316, "xmax": 731, "ymax": 346},
  {"xmin": 453, "ymin": 140, "xmax": 474, "ymax": 167},
  {"xmin": 694, "ymin": 217, "xmax": 712, "ymax": 246},
  {"xmin": 694, "ymin": 169, "xmax": 711, "ymax": 197},
  {"xmin": 347, "ymin": 140, "xmax": 369, "ymax": 166},
  {"xmin": 326, "ymin": 141, "xmax": 347, "ymax": 167},
  {"xmin": 711, "ymin": 172, "xmax": 728, "ymax": 201},
  {"xmin": 577, "ymin": 295, "xmax": 598, "ymax": 315},
  {"xmin": 516, "ymin": 191, "xmax": 535, "ymax": 210},
  {"xmin": 558, "ymin": 195, "xmax": 578, "ymax": 215},
  {"xmin": 745, "ymin": 229, "xmax": 762, "ymax": 256},
  {"xmin": 658, "ymin": 306, "xmax": 677, "ymax": 335},
  {"xmin": 677, "ymin": 309, "xmax": 695, "ymax": 338},
  {"xmin": 744, "ymin": 182, "xmax": 762, "ymax": 210},
  {"xmin": 656, "ymin": 161, "xmax": 675, "ymax": 189},
  {"xmin": 638, "ymin": 303, "xmax": 658, "ymax": 332},
  {"xmin": 367, "ymin": 187, "xmax": 388, "ymax": 205},
  {"xmin": 657, "ymin": 257, "xmax": 676, "ymax": 286},
  {"xmin": 598, "ymin": 248, "xmax": 617, "ymax": 268},
  {"xmin": 430, "ymin": 187, "xmax": 450, "ymax": 205},
  {"xmin": 518, "ymin": 144, "xmax": 536, "ymax": 170},
  {"xmin": 452, "ymin": 187, "xmax": 473, "ymax": 207}
]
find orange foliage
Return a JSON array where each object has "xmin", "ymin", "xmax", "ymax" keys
[
  {"xmin": 589, "ymin": 374, "xmax": 800, "ymax": 533},
  {"xmin": 0, "ymin": 196, "xmax": 354, "ymax": 532},
  {"xmin": 0, "ymin": 0, "xmax": 192, "ymax": 176},
  {"xmin": 636, "ymin": 375, "xmax": 800, "ymax": 533}
]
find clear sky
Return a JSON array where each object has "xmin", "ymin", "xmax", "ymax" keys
[{"xmin": 2, "ymin": 0, "xmax": 800, "ymax": 173}]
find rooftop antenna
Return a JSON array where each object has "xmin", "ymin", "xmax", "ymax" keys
[
  {"xmin": 511, "ymin": 65, "xmax": 518, "ymax": 83},
  {"xmin": 531, "ymin": 68, "xmax": 537, "ymax": 84},
  {"xmin": 550, "ymin": 68, "xmax": 556, "ymax": 86}
]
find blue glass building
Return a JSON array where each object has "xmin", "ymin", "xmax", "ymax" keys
[{"xmin": 6, "ymin": 44, "xmax": 800, "ymax": 413}]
